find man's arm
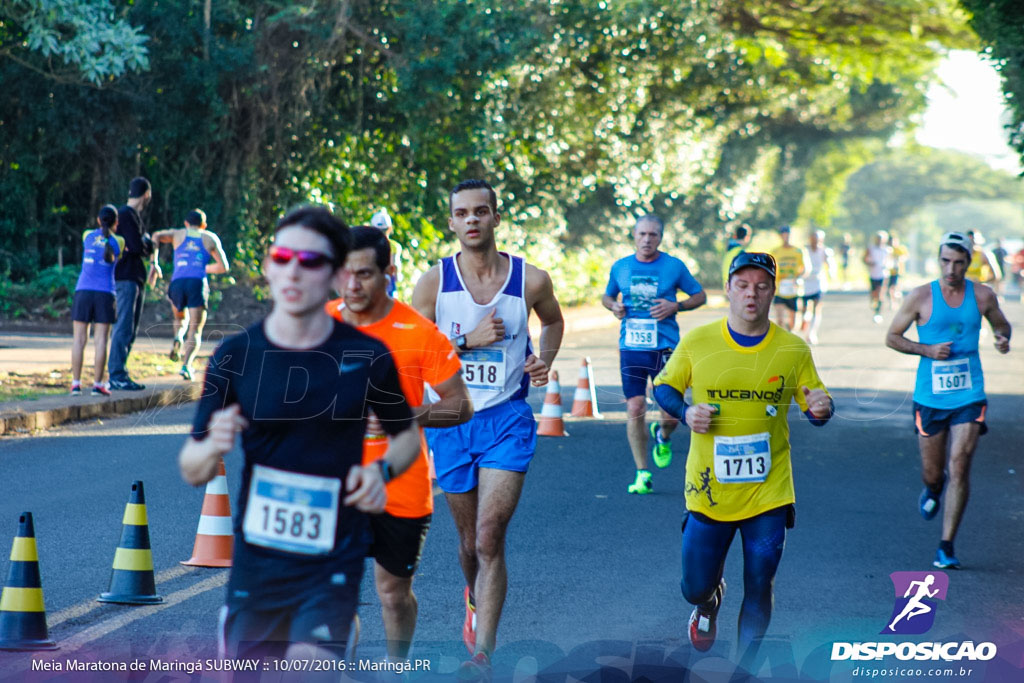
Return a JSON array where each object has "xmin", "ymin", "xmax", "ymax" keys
[
  {"xmin": 418, "ymin": 372, "xmax": 474, "ymax": 428},
  {"xmin": 602, "ymin": 293, "xmax": 626, "ymax": 319},
  {"xmin": 526, "ymin": 265, "xmax": 564, "ymax": 372},
  {"xmin": 151, "ymin": 229, "xmax": 176, "ymax": 244},
  {"xmin": 885, "ymin": 286, "xmax": 949, "ymax": 359},
  {"xmin": 976, "ymin": 284, "xmax": 1012, "ymax": 354},
  {"xmin": 411, "ymin": 265, "xmax": 440, "ymax": 322},
  {"xmin": 205, "ymin": 232, "xmax": 230, "ymax": 275},
  {"xmin": 179, "ymin": 405, "xmax": 247, "ymax": 486}
]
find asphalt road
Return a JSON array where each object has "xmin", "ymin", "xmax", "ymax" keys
[{"xmin": 0, "ymin": 294, "xmax": 1022, "ymax": 682}]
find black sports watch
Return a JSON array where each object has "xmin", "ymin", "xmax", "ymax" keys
[
  {"xmin": 455, "ymin": 334, "xmax": 469, "ymax": 351},
  {"xmin": 377, "ymin": 459, "xmax": 395, "ymax": 484}
]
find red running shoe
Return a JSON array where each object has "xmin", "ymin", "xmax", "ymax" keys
[
  {"xmin": 463, "ymin": 586, "xmax": 477, "ymax": 654},
  {"xmin": 456, "ymin": 651, "xmax": 491, "ymax": 682},
  {"xmin": 688, "ymin": 579, "xmax": 726, "ymax": 652}
]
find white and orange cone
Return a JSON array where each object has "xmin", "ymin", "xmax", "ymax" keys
[
  {"xmin": 181, "ymin": 459, "xmax": 233, "ymax": 568},
  {"xmin": 571, "ymin": 358, "xmax": 603, "ymax": 418},
  {"xmin": 537, "ymin": 370, "xmax": 568, "ymax": 437}
]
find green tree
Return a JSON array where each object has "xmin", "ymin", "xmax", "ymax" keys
[
  {"xmin": 0, "ymin": 0, "xmax": 148, "ymax": 83},
  {"xmin": 960, "ymin": 0, "xmax": 1024, "ymax": 162}
]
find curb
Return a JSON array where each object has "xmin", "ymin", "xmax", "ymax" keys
[{"xmin": 0, "ymin": 381, "xmax": 203, "ymax": 436}]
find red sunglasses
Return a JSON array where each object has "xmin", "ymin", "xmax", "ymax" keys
[{"xmin": 267, "ymin": 245, "xmax": 336, "ymax": 269}]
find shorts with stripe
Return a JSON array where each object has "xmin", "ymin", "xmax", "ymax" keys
[{"xmin": 913, "ymin": 400, "xmax": 988, "ymax": 437}]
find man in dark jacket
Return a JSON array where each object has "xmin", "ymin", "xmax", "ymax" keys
[{"xmin": 108, "ymin": 177, "xmax": 154, "ymax": 390}]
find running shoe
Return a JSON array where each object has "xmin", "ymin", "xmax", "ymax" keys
[
  {"xmin": 688, "ymin": 579, "xmax": 726, "ymax": 652},
  {"xmin": 70, "ymin": 384, "xmax": 82, "ymax": 396},
  {"xmin": 169, "ymin": 339, "xmax": 181, "ymax": 362},
  {"xmin": 873, "ymin": 314, "xmax": 884, "ymax": 324},
  {"xmin": 627, "ymin": 470, "xmax": 653, "ymax": 494},
  {"xmin": 180, "ymin": 365, "xmax": 193, "ymax": 382},
  {"xmin": 456, "ymin": 652, "xmax": 491, "ymax": 682},
  {"xmin": 919, "ymin": 478, "xmax": 945, "ymax": 520},
  {"xmin": 109, "ymin": 378, "xmax": 145, "ymax": 391},
  {"xmin": 650, "ymin": 423, "xmax": 672, "ymax": 468},
  {"xmin": 463, "ymin": 586, "xmax": 476, "ymax": 654},
  {"xmin": 91, "ymin": 384, "xmax": 111, "ymax": 397},
  {"xmin": 933, "ymin": 547, "xmax": 961, "ymax": 569}
]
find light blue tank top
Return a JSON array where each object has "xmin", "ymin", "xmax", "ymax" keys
[
  {"xmin": 914, "ymin": 280, "xmax": 985, "ymax": 408},
  {"xmin": 171, "ymin": 229, "xmax": 211, "ymax": 281}
]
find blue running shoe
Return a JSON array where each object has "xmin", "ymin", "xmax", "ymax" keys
[
  {"xmin": 933, "ymin": 547, "xmax": 960, "ymax": 569},
  {"xmin": 919, "ymin": 476, "xmax": 945, "ymax": 520}
]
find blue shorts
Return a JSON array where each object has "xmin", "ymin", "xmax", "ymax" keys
[
  {"xmin": 913, "ymin": 400, "xmax": 987, "ymax": 437},
  {"xmin": 619, "ymin": 348, "xmax": 672, "ymax": 399},
  {"xmin": 168, "ymin": 277, "xmax": 209, "ymax": 310},
  {"xmin": 219, "ymin": 580, "xmax": 360, "ymax": 661},
  {"xmin": 72, "ymin": 290, "xmax": 116, "ymax": 324},
  {"xmin": 425, "ymin": 399, "xmax": 536, "ymax": 494}
]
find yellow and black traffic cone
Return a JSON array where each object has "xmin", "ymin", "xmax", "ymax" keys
[
  {"xmin": 0, "ymin": 512, "xmax": 58, "ymax": 650},
  {"xmin": 98, "ymin": 481, "xmax": 163, "ymax": 605}
]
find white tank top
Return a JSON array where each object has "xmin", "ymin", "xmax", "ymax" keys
[
  {"xmin": 427, "ymin": 252, "xmax": 533, "ymax": 411},
  {"xmin": 803, "ymin": 246, "xmax": 830, "ymax": 295}
]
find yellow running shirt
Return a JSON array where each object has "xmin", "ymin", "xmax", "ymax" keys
[
  {"xmin": 654, "ymin": 318, "xmax": 831, "ymax": 521},
  {"xmin": 771, "ymin": 245, "xmax": 806, "ymax": 299}
]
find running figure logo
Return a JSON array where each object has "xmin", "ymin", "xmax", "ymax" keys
[
  {"xmin": 882, "ymin": 571, "xmax": 948, "ymax": 635},
  {"xmin": 685, "ymin": 467, "xmax": 717, "ymax": 507}
]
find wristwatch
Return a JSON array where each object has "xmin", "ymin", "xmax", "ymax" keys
[
  {"xmin": 455, "ymin": 334, "xmax": 469, "ymax": 351},
  {"xmin": 377, "ymin": 459, "xmax": 395, "ymax": 484}
]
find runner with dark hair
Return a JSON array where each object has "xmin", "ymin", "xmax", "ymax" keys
[{"xmin": 179, "ymin": 205, "xmax": 420, "ymax": 667}]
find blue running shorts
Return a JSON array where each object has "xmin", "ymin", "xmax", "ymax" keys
[{"xmin": 425, "ymin": 399, "xmax": 536, "ymax": 493}]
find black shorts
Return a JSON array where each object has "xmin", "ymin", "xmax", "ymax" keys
[
  {"xmin": 869, "ymin": 278, "xmax": 885, "ymax": 291},
  {"xmin": 619, "ymin": 348, "xmax": 673, "ymax": 399},
  {"xmin": 913, "ymin": 401, "xmax": 988, "ymax": 437},
  {"xmin": 888, "ymin": 273, "xmax": 900, "ymax": 287},
  {"xmin": 801, "ymin": 292, "xmax": 822, "ymax": 304},
  {"xmin": 71, "ymin": 290, "xmax": 116, "ymax": 324},
  {"xmin": 369, "ymin": 513, "xmax": 431, "ymax": 578},
  {"xmin": 168, "ymin": 277, "xmax": 209, "ymax": 311},
  {"xmin": 219, "ymin": 582, "xmax": 360, "ymax": 661},
  {"xmin": 773, "ymin": 296, "xmax": 798, "ymax": 312}
]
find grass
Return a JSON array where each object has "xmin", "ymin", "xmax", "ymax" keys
[{"xmin": 0, "ymin": 351, "xmax": 208, "ymax": 404}]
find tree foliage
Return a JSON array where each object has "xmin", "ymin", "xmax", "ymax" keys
[
  {"xmin": 838, "ymin": 147, "xmax": 1024, "ymax": 238},
  {"xmin": 0, "ymin": 0, "xmax": 976, "ymax": 291},
  {"xmin": 0, "ymin": 0, "xmax": 149, "ymax": 83},
  {"xmin": 960, "ymin": 0, "xmax": 1024, "ymax": 163}
]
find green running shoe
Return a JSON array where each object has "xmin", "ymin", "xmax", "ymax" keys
[
  {"xmin": 627, "ymin": 469, "xmax": 653, "ymax": 494},
  {"xmin": 650, "ymin": 422, "xmax": 672, "ymax": 468}
]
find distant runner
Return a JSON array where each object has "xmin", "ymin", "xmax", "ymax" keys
[
  {"xmin": 603, "ymin": 214, "xmax": 706, "ymax": 494},
  {"xmin": 151, "ymin": 209, "xmax": 229, "ymax": 380}
]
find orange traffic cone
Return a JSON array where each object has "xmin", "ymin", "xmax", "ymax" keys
[
  {"xmin": 98, "ymin": 481, "xmax": 163, "ymax": 604},
  {"xmin": 182, "ymin": 459, "xmax": 233, "ymax": 568},
  {"xmin": 0, "ymin": 512, "xmax": 57, "ymax": 651},
  {"xmin": 537, "ymin": 370, "xmax": 568, "ymax": 437}
]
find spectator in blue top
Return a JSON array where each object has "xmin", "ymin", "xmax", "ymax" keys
[
  {"xmin": 70, "ymin": 205, "xmax": 125, "ymax": 396},
  {"xmin": 602, "ymin": 214, "xmax": 706, "ymax": 494}
]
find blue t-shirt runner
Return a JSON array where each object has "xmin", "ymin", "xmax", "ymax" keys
[
  {"xmin": 602, "ymin": 214, "xmax": 707, "ymax": 496},
  {"xmin": 605, "ymin": 252, "xmax": 703, "ymax": 351}
]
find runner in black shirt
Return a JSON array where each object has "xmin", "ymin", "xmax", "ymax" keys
[{"xmin": 179, "ymin": 206, "xmax": 420, "ymax": 667}]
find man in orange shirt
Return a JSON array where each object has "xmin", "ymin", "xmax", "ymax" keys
[{"xmin": 328, "ymin": 227, "xmax": 473, "ymax": 660}]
